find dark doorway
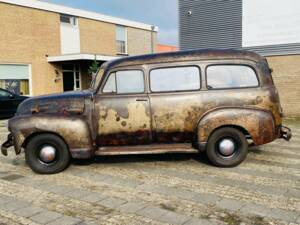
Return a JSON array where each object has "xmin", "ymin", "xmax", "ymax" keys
[{"xmin": 63, "ymin": 71, "xmax": 74, "ymax": 92}]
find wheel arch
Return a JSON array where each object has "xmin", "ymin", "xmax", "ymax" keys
[
  {"xmin": 208, "ymin": 124, "xmax": 250, "ymax": 141},
  {"xmin": 197, "ymin": 106, "xmax": 276, "ymax": 146},
  {"xmin": 8, "ymin": 115, "xmax": 94, "ymax": 159},
  {"xmin": 22, "ymin": 131, "xmax": 69, "ymax": 150}
]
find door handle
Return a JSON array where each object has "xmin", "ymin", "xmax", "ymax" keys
[{"xmin": 136, "ymin": 98, "xmax": 148, "ymax": 102}]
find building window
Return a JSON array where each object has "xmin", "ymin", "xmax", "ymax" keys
[
  {"xmin": 206, "ymin": 65, "xmax": 259, "ymax": 89},
  {"xmin": 116, "ymin": 25, "xmax": 127, "ymax": 54},
  {"xmin": 0, "ymin": 64, "xmax": 30, "ymax": 95},
  {"xmin": 60, "ymin": 14, "xmax": 77, "ymax": 26},
  {"xmin": 150, "ymin": 66, "xmax": 201, "ymax": 92}
]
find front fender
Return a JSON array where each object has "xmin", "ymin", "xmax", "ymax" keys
[
  {"xmin": 8, "ymin": 115, "xmax": 94, "ymax": 158},
  {"xmin": 197, "ymin": 107, "xmax": 276, "ymax": 146}
]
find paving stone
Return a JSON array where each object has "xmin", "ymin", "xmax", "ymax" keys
[
  {"xmin": 79, "ymin": 192, "xmax": 108, "ymax": 203},
  {"xmin": 216, "ymin": 198, "xmax": 245, "ymax": 211},
  {"xmin": 296, "ymin": 215, "xmax": 300, "ymax": 224},
  {"xmin": 0, "ymin": 200, "xmax": 30, "ymax": 211},
  {"xmin": 191, "ymin": 192, "xmax": 220, "ymax": 205},
  {"xmin": 76, "ymin": 172, "xmax": 111, "ymax": 182},
  {"xmin": 0, "ymin": 171, "xmax": 10, "ymax": 178},
  {"xmin": 286, "ymin": 189, "xmax": 300, "ymax": 198},
  {"xmin": 103, "ymin": 176, "xmax": 142, "ymax": 188},
  {"xmin": 0, "ymin": 174, "xmax": 24, "ymax": 181},
  {"xmin": 183, "ymin": 217, "xmax": 214, "ymax": 225},
  {"xmin": 239, "ymin": 203, "xmax": 271, "ymax": 217},
  {"xmin": 47, "ymin": 215, "xmax": 82, "ymax": 225},
  {"xmin": 137, "ymin": 183, "xmax": 220, "ymax": 206},
  {"xmin": 13, "ymin": 206, "xmax": 45, "ymax": 218},
  {"xmin": 267, "ymin": 208, "xmax": 299, "ymax": 223},
  {"xmin": 136, "ymin": 206, "xmax": 168, "ymax": 221},
  {"xmin": 63, "ymin": 188, "xmax": 92, "ymax": 199},
  {"xmin": 77, "ymin": 221, "xmax": 98, "ymax": 225},
  {"xmin": 30, "ymin": 211, "xmax": 63, "ymax": 224},
  {"xmin": 0, "ymin": 195, "xmax": 14, "ymax": 205},
  {"xmin": 117, "ymin": 201, "xmax": 147, "ymax": 213},
  {"xmin": 158, "ymin": 210, "xmax": 191, "ymax": 225},
  {"xmin": 99, "ymin": 197, "xmax": 127, "ymax": 209},
  {"xmin": 50, "ymin": 185, "xmax": 75, "ymax": 195}
]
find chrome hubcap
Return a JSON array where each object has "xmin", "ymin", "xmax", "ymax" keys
[
  {"xmin": 39, "ymin": 145, "xmax": 56, "ymax": 163},
  {"xmin": 218, "ymin": 139, "xmax": 235, "ymax": 156}
]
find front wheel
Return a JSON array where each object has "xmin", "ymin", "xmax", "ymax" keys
[
  {"xmin": 206, "ymin": 127, "xmax": 248, "ymax": 167},
  {"xmin": 25, "ymin": 134, "xmax": 71, "ymax": 174}
]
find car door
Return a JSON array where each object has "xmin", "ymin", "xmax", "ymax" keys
[
  {"xmin": 0, "ymin": 89, "xmax": 18, "ymax": 119},
  {"xmin": 94, "ymin": 68, "xmax": 152, "ymax": 146},
  {"xmin": 148, "ymin": 64, "xmax": 203, "ymax": 143}
]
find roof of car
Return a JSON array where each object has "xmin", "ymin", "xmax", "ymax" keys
[{"xmin": 105, "ymin": 49, "xmax": 265, "ymax": 69}]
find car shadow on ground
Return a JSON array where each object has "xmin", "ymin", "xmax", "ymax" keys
[
  {"xmin": 72, "ymin": 146, "xmax": 264, "ymax": 168},
  {"xmin": 72, "ymin": 152, "xmax": 212, "ymax": 167}
]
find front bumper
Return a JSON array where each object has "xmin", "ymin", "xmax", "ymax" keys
[
  {"xmin": 1, "ymin": 133, "xmax": 14, "ymax": 156},
  {"xmin": 280, "ymin": 126, "xmax": 292, "ymax": 141}
]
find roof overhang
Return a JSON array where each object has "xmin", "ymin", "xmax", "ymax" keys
[
  {"xmin": 47, "ymin": 54, "xmax": 120, "ymax": 63},
  {"xmin": 1, "ymin": 0, "xmax": 158, "ymax": 32}
]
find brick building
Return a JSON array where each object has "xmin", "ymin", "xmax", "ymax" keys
[
  {"xmin": 0, "ymin": 0, "xmax": 158, "ymax": 96},
  {"xmin": 179, "ymin": 0, "xmax": 300, "ymax": 117}
]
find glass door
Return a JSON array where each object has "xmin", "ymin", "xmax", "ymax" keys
[{"xmin": 62, "ymin": 64, "xmax": 81, "ymax": 92}]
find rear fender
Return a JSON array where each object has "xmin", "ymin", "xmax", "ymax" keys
[
  {"xmin": 197, "ymin": 107, "xmax": 276, "ymax": 146},
  {"xmin": 9, "ymin": 115, "xmax": 94, "ymax": 159}
]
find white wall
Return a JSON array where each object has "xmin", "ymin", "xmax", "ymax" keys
[
  {"xmin": 60, "ymin": 23, "xmax": 80, "ymax": 54},
  {"xmin": 243, "ymin": 0, "xmax": 300, "ymax": 47}
]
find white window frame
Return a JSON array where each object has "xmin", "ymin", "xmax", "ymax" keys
[
  {"xmin": 60, "ymin": 14, "xmax": 78, "ymax": 27},
  {"xmin": 62, "ymin": 64, "xmax": 82, "ymax": 91},
  {"xmin": 116, "ymin": 25, "xmax": 128, "ymax": 55},
  {"xmin": 0, "ymin": 63, "xmax": 32, "ymax": 96}
]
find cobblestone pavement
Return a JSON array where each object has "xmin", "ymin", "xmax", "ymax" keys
[{"xmin": 0, "ymin": 120, "xmax": 299, "ymax": 225}]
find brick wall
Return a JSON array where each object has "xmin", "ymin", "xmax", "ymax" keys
[
  {"xmin": 266, "ymin": 55, "xmax": 300, "ymax": 118},
  {"xmin": 127, "ymin": 27, "xmax": 157, "ymax": 55},
  {"xmin": 79, "ymin": 18, "xmax": 117, "ymax": 56},
  {"xmin": 0, "ymin": 3, "xmax": 63, "ymax": 96}
]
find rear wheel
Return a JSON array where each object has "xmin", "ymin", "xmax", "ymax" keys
[
  {"xmin": 206, "ymin": 127, "xmax": 248, "ymax": 167},
  {"xmin": 25, "ymin": 134, "xmax": 70, "ymax": 174}
]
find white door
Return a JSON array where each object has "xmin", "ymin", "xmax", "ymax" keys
[{"xmin": 60, "ymin": 15, "xmax": 80, "ymax": 54}]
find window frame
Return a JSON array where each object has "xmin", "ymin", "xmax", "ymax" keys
[
  {"xmin": 116, "ymin": 25, "xmax": 128, "ymax": 55},
  {"xmin": 0, "ymin": 63, "xmax": 31, "ymax": 96},
  {"xmin": 101, "ymin": 69, "xmax": 146, "ymax": 95},
  {"xmin": 60, "ymin": 14, "xmax": 77, "ymax": 27},
  {"xmin": 149, "ymin": 65, "xmax": 202, "ymax": 94},
  {"xmin": 205, "ymin": 64, "xmax": 260, "ymax": 91}
]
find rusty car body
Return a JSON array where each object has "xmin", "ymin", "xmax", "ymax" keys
[{"xmin": 1, "ymin": 49, "xmax": 292, "ymax": 174}]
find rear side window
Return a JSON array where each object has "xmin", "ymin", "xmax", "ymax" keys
[
  {"xmin": 206, "ymin": 65, "xmax": 259, "ymax": 89},
  {"xmin": 150, "ymin": 66, "xmax": 200, "ymax": 92},
  {"xmin": 103, "ymin": 70, "xmax": 144, "ymax": 94}
]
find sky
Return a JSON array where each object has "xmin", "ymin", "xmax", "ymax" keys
[{"xmin": 44, "ymin": 0, "xmax": 179, "ymax": 46}]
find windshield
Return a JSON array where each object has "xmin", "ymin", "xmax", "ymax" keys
[{"xmin": 91, "ymin": 68, "xmax": 105, "ymax": 91}]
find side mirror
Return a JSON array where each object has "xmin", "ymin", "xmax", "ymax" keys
[{"xmin": 9, "ymin": 94, "xmax": 15, "ymax": 99}]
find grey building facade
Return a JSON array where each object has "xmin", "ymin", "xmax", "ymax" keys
[
  {"xmin": 178, "ymin": 0, "xmax": 300, "ymax": 118},
  {"xmin": 179, "ymin": 0, "xmax": 300, "ymax": 56}
]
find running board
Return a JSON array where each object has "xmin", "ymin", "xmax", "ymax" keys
[{"xmin": 95, "ymin": 144, "xmax": 199, "ymax": 156}]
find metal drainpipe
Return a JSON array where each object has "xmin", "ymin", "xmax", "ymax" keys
[{"xmin": 151, "ymin": 25, "xmax": 155, "ymax": 53}]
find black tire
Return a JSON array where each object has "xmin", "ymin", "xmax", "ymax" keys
[
  {"xmin": 206, "ymin": 127, "xmax": 248, "ymax": 167},
  {"xmin": 25, "ymin": 134, "xmax": 71, "ymax": 174}
]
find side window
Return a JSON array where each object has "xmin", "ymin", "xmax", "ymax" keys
[
  {"xmin": 103, "ymin": 70, "xmax": 144, "ymax": 94},
  {"xmin": 150, "ymin": 66, "xmax": 200, "ymax": 92},
  {"xmin": 206, "ymin": 65, "xmax": 259, "ymax": 89}
]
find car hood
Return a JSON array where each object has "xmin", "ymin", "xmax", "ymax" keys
[{"xmin": 16, "ymin": 90, "xmax": 92, "ymax": 116}]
